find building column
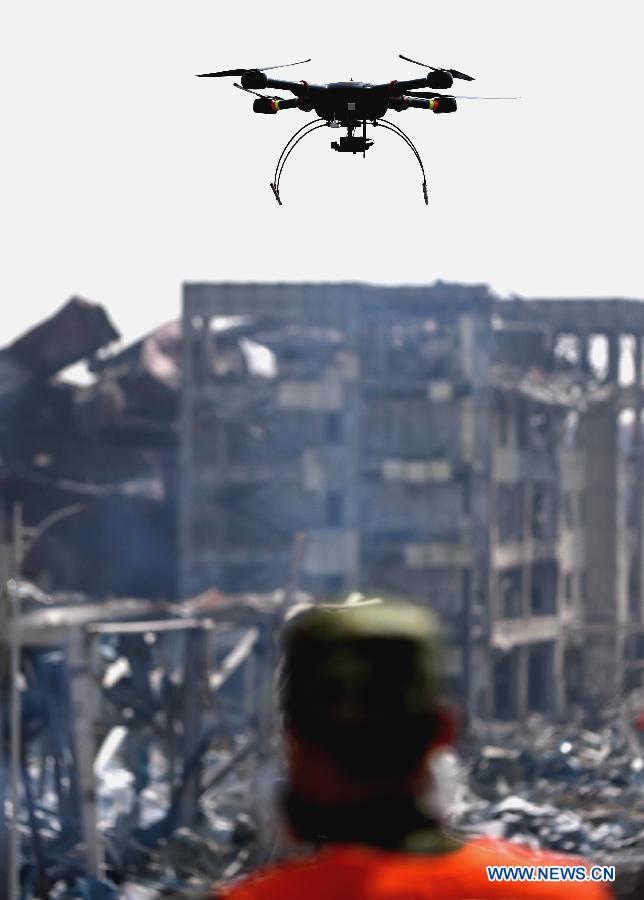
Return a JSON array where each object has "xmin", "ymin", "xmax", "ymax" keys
[
  {"xmin": 516, "ymin": 646, "xmax": 529, "ymax": 721},
  {"xmin": 634, "ymin": 335, "xmax": 644, "ymax": 629},
  {"xmin": 579, "ymin": 331, "xmax": 592, "ymax": 374},
  {"xmin": 581, "ymin": 397, "xmax": 621, "ymax": 705},
  {"xmin": 608, "ymin": 332, "xmax": 620, "ymax": 383},
  {"xmin": 522, "ymin": 482, "xmax": 533, "ymax": 617},
  {"xmin": 552, "ymin": 639, "xmax": 566, "ymax": 717}
]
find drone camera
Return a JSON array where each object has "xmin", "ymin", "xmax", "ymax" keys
[
  {"xmin": 331, "ymin": 135, "xmax": 375, "ymax": 153},
  {"xmin": 427, "ymin": 70, "xmax": 453, "ymax": 90}
]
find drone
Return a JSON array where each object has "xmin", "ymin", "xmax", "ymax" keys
[{"xmin": 197, "ymin": 55, "xmax": 515, "ymax": 205}]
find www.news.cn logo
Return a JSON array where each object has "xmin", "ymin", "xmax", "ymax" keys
[{"xmin": 486, "ymin": 865, "xmax": 615, "ymax": 883}]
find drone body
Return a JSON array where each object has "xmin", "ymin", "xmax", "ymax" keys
[{"xmin": 197, "ymin": 56, "xmax": 511, "ymax": 204}]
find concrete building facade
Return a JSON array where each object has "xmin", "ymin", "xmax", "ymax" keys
[
  {"xmin": 498, "ymin": 299, "xmax": 644, "ymax": 714},
  {"xmin": 180, "ymin": 283, "xmax": 644, "ymax": 719}
]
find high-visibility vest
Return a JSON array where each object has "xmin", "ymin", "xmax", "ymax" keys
[{"xmin": 217, "ymin": 837, "xmax": 614, "ymax": 899}]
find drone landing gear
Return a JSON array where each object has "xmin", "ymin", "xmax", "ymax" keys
[
  {"xmin": 269, "ymin": 118, "xmax": 429, "ymax": 205},
  {"xmin": 331, "ymin": 135, "xmax": 374, "ymax": 153},
  {"xmin": 374, "ymin": 119, "xmax": 429, "ymax": 205},
  {"xmin": 270, "ymin": 182, "xmax": 282, "ymax": 206},
  {"xmin": 270, "ymin": 118, "xmax": 327, "ymax": 206},
  {"xmin": 270, "ymin": 120, "xmax": 373, "ymax": 204}
]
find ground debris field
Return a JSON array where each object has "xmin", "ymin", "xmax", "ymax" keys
[
  {"xmin": 453, "ymin": 709, "xmax": 644, "ymax": 899},
  {"xmin": 3, "ymin": 580, "xmax": 644, "ymax": 899},
  {"xmin": 26, "ymin": 716, "xmax": 644, "ymax": 898},
  {"xmin": 4, "ymin": 292, "xmax": 644, "ymax": 898}
]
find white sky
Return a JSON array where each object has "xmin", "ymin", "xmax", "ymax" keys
[{"xmin": 2, "ymin": 1, "xmax": 643, "ymax": 348}]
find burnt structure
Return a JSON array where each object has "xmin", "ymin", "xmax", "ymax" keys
[
  {"xmin": 496, "ymin": 299, "xmax": 644, "ymax": 716},
  {"xmin": 181, "ymin": 283, "xmax": 644, "ymax": 719},
  {"xmin": 180, "ymin": 284, "xmax": 493, "ymax": 713},
  {"xmin": 0, "ymin": 300, "xmax": 179, "ymax": 600}
]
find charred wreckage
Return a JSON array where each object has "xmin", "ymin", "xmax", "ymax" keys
[{"xmin": 3, "ymin": 288, "xmax": 644, "ymax": 897}]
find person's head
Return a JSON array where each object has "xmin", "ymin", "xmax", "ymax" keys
[{"xmin": 280, "ymin": 600, "xmax": 455, "ymax": 807}]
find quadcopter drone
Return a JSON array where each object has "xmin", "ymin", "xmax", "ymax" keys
[{"xmin": 197, "ymin": 55, "xmax": 514, "ymax": 205}]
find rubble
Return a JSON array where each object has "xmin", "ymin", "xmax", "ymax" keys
[
  {"xmin": 0, "ymin": 297, "xmax": 119, "ymax": 403},
  {"xmin": 0, "ymin": 581, "xmax": 306, "ymax": 899},
  {"xmin": 0, "ymin": 299, "xmax": 178, "ymax": 600},
  {"xmin": 87, "ymin": 321, "xmax": 181, "ymax": 425},
  {"xmin": 490, "ymin": 363, "xmax": 613, "ymax": 412},
  {"xmin": 5, "ymin": 288, "xmax": 644, "ymax": 898},
  {"xmin": 452, "ymin": 712, "xmax": 644, "ymax": 897},
  {"xmin": 4, "ymin": 581, "xmax": 644, "ymax": 898}
]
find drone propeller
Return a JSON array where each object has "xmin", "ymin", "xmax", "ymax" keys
[
  {"xmin": 234, "ymin": 82, "xmax": 285, "ymax": 100},
  {"xmin": 197, "ymin": 58, "xmax": 311, "ymax": 78},
  {"xmin": 399, "ymin": 53, "xmax": 475, "ymax": 81},
  {"xmin": 405, "ymin": 90, "xmax": 518, "ymax": 100}
]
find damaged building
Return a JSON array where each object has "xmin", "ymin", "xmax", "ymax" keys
[
  {"xmin": 179, "ymin": 283, "xmax": 495, "ymax": 716},
  {"xmin": 180, "ymin": 283, "xmax": 644, "ymax": 720},
  {"xmin": 0, "ymin": 298, "xmax": 180, "ymax": 600},
  {"xmin": 3, "ymin": 285, "xmax": 644, "ymax": 719},
  {"xmin": 495, "ymin": 299, "xmax": 644, "ymax": 717},
  {"xmin": 4, "ymin": 285, "xmax": 644, "ymax": 896}
]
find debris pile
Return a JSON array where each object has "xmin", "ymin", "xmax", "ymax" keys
[
  {"xmin": 453, "ymin": 713, "xmax": 644, "ymax": 898},
  {"xmin": 5, "ymin": 581, "xmax": 644, "ymax": 898},
  {"xmin": 0, "ymin": 299, "xmax": 179, "ymax": 599},
  {"xmin": 1, "ymin": 583, "xmax": 305, "ymax": 900}
]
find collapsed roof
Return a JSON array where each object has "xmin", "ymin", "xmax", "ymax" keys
[{"xmin": 0, "ymin": 296, "xmax": 120, "ymax": 403}]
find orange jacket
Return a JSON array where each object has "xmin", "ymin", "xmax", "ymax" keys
[{"xmin": 218, "ymin": 837, "xmax": 614, "ymax": 899}]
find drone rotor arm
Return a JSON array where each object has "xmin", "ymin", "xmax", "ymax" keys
[
  {"xmin": 264, "ymin": 77, "xmax": 316, "ymax": 97},
  {"xmin": 274, "ymin": 97, "xmax": 300, "ymax": 110},
  {"xmin": 405, "ymin": 96, "xmax": 435, "ymax": 109},
  {"xmin": 410, "ymin": 95, "xmax": 459, "ymax": 114},
  {"xmin": 253, "ymin": 97, "xmax": 301, "ymax": 114},
  {"xmin": 377, "ymin": 77, "xmax": 435, "ymax": 95}
]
